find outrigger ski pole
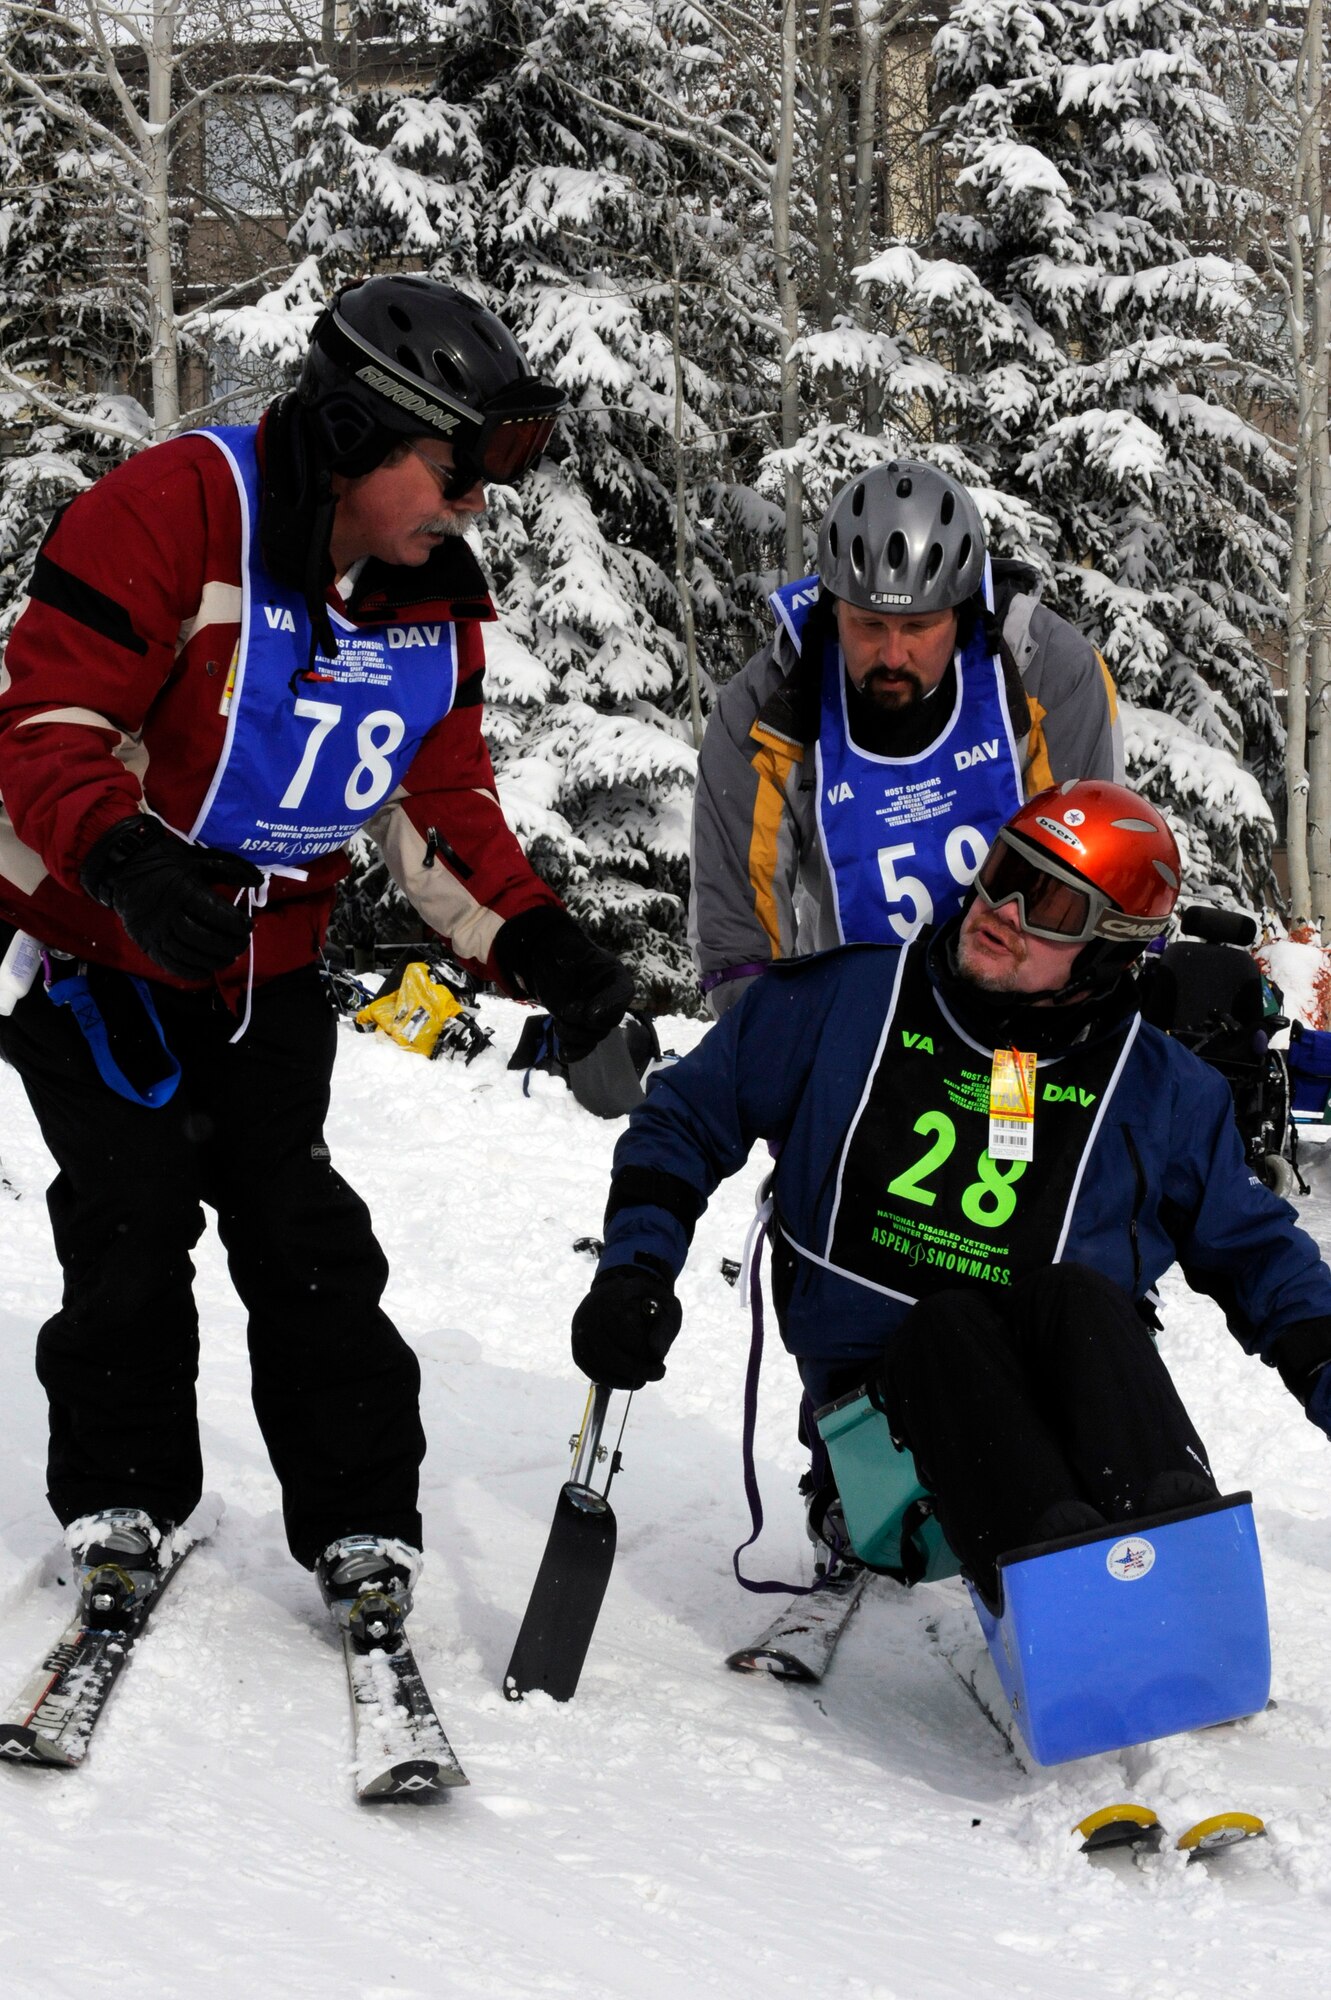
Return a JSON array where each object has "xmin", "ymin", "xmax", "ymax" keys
[{"xmin": 504, "ymin": 1384, "xmax": 629, "ymax": 1701}]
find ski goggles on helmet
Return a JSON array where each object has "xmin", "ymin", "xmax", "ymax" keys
[
  {"xmin": 440, "ymin": 378, "xmax": 565, "ymax": 497},
  {"xmin": 974, "ymin": 833, "xmax": 1170, "ymax": 946}
]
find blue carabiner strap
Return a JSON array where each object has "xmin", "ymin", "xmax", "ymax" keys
[
  {"xmin": 47, "ymin": 969, "xmax": 181, "ymax": 1108},
  {"xmin": 522, "ymin": 1016, "xmax": 560, "ymax": 1097}
]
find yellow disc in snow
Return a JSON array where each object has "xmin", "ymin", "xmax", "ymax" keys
[
  {"xmin": 1075, "ymin": 1803, "xmax": 1160, "ymax": 1842},
  {"xmin": 1176, "ymin": 1811, "xmax": 1266, "ymax": 1853}
]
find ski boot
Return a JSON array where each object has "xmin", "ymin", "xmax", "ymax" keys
[
  {"xmin": 801, "ymin": 1475, "xmax": 863, "ymax": 1582},
  {"xmin": 316, "ymin": 1534, "xmax": 420, "ymax": 1652},
  {"xmin": 65, "ymin": 1507, "xmax": 166, "ymax": 1628}
]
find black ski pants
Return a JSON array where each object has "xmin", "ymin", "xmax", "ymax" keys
[
  {"xmin": 800, "ymin": 1264, "xmax": 1213, "ymax": 1598},
  {"xmin": 0, "ymin": 958, "xmax": 425, "ymax": 1567}
]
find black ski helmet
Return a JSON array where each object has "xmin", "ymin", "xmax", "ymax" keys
[{"xmin": 299, "ymin": 276, "xmax": 564, "ymax": 494}]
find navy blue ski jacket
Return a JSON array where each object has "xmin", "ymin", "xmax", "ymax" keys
[{"xmin": 599, "ymin": 937, "xmax": 1331, "ymax": 1371}]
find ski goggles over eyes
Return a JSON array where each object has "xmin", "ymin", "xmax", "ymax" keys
[{"xmin": 974, "ymin": 834, "xmax": 1169, "ymax": 946}]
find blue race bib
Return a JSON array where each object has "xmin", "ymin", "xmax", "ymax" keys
[
  {"xmin": 811, "ymin": 577, "xmax": 1022, "ymax": 944},
  {"xmin": 186, "ymin": 428, "xmax": 458, "ymax": 867}
]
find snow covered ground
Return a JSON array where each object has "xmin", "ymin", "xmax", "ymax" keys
[{"xmin": 3, "ymin": 991, "xmax": 1331, "ymax": 2000}]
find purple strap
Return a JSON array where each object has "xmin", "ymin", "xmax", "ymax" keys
[
  {"xmin": 700, "ymin": 961, "xmax": 768, "ymax": 996},
  {"xmin": 731, "ymin": 1215, "xmax": 824, "ymax": 1597}
]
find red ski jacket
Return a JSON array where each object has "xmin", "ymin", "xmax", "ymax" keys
[{"xmin": 0, "ymin": 415, "xmax": 560, "ymax": 1007}]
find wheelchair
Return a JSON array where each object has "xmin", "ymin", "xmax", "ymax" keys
[{"xmin": 1142, "ymin": 906, "xmax": 1302, "ymax": 1197}]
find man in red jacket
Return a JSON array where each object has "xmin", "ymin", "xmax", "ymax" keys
[{"xmin": 0, "ymin": 276, "xmax": 631, "ymax": 1642}]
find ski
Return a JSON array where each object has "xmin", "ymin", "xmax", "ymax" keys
[
  {"xmin": 0, "ymin": 1506, "xmax": 216, "ymax": 1769},
  {"xmin": 341, "ymin": 1629, "xmax": 468, "ymax": 1801},
  {"xmin": 1076, "ymin": 1804, "xmax": 1266, "ymax": 1860},
  {"xmin": 726, "ymin": 1564, "xmax": 871, "ymax": 1683},
  {"xmin": 926, "ymin": 1614, "xmax": 1033, "ymax": 1769}
]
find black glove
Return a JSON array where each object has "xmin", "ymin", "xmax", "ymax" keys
[
  {"xmin": 1269, "ymin": 1317, "xmax": 1331, "ymax": 1441},
  {"xmin": 80, "ymin": 816, "xmax": 264, "ymax": 980},
  {"xmin": 1309, "ymin": 1367, "xmax": 1331, "ymax": 1441},
  {"xmin": 494, "ymin": 905, "xmax": 634, "ymax": 1062},
  {"xmin": 571, "ymin": 1259, "xmax": 682, "ymax": 1390}
]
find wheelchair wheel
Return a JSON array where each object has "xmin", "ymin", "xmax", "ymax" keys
[
  {"xmin": 1260, "ymin": 1153, "xmax": 1299, "ymax": 1200},
  {"xmin": 1254, "ymin": 1049, "xmax": 1291, "ymax": 1169}
]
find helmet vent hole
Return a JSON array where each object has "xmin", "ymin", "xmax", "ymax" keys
[
  {"xmin": 896, "ymin": 476, "xmax": 912, "ymax": 497},
  {"xmin": 396, "ymin": 344, "xmax": 422, "ymax": 374},
  {"xmin": 851, "ymin": 534, "xmax": 866, "ymax": 576},
  {"xmin": 851, "ymin": 483, "xmax": 866, "ymax": 518},
  {"xmin": 940, "ymin": 491, "xmax": 955, "ymax": 525},
  {"xmin": 886, "ymin": 530, "xmax": 906, "ymax": 571},
  {"xmin": 432, "ymin": 350, "xmax": 467, "ymax": 395},
  {"xmin": 924, "ymin": 543, "xmax": 943, "ymax": 585},
  {"xmin": 956, "ymin": 533, "xmax": 972, "ymax": 572},
  {"xmin": 828, "ymin": 524, "xmax": 839, "ymax": 558},
  {"xmin": 387, "ymin": 305, "xmax": 413, "ymax": 332}
]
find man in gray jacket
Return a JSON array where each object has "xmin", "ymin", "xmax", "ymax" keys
[{"xmin": 690, "ymin": 459, "xmax": 1122, "ymax": 1016}]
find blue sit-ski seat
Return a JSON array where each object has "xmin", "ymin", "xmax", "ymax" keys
[{"xmin": 972, "ymin": 1493, "xmax": 1270, "ymax": 1766}]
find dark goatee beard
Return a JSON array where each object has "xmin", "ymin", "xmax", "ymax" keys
[{"xmin": 854, "ymin": 668, "xmax": 924, "ymax": 710}]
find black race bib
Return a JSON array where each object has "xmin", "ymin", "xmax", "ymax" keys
[{"xmin": 825, "ymin": 942, "xmax": 1136, "ymax": 1300}]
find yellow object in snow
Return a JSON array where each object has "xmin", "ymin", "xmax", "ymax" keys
[{"xmin": 355, "ymin": 962, "xmax": 465, "ymax": 1057}]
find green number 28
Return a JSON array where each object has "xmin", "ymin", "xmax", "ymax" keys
[{"xmin": 885, "ymin": 1110, "xmax": 1026, "ymax": 1230}]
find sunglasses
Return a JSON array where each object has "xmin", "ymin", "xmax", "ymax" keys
[
  {"xmin": 974, "ymin": 834, "xmax": 1167, "ymax": 945},
  {"xmin": 408, "ymin": 444, "xmax": 480, "ymax": 500}
]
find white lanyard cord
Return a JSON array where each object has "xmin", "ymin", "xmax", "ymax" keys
[{"xmin": 227, "ymin": 865, "xmax": 308, "ymax": 1045}]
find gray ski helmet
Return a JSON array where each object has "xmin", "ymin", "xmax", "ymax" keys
[
  {"xmin": 299, "ymin": 276, "xmax": 564, "ymax": 489},
  {"xmin": 817, "ymin": 459, "xmax": 986, "ymax": 614}
]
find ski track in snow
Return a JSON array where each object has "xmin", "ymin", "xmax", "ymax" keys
[{"xmin": 3, "ymin": 994, "xmax": 1331, "ymax": 1999}]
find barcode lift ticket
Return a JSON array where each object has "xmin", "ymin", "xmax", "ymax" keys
[{"xmin": 988, "ymin": 1048, "xmax": 1037, "ymax": 1161}]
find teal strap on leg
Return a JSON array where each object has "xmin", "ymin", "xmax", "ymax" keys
[
  {"xmin": 815, "ymin": 1388, "xmax": 961, "ymax": 1583},
  {"xmin": 47, "ymin": 970, "xmax": 181, "ymax": 1108}
]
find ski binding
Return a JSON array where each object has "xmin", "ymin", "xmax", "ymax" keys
[{"xmin": 0, "ymin": 1499, "xmax": 220, "ymax": 1769}]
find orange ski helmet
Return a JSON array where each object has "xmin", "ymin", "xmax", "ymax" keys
[{"xmin": 974, "ymin": 781, "xmax": 1181, "ymax": 951}]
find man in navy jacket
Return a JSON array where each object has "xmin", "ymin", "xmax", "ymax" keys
[{"xmin": 572, "ymin": 781, "xmax": 1331, "ymax": 1600}]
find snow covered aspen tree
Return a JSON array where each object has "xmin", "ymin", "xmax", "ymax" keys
[
  {"xmin": 0, "ymin": 1, "xmax": 296, "ymax": 632},
  {"xmin": 765, "ymin": 1, "xmax": 946, "ymax": 536},
  {"xmin": 1218, "ymin": 0, "xmax": 1331, "ymax": 923},
  {"xmin": 1278, "ymin": 0, "xmax": 1331, "ymax": 925},
  {"xmin": 0, "ymin": 3, "xmax": 169, "ymax": 629}
]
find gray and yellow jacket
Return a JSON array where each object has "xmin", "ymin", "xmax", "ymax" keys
[{"xmin": 688, "ymin": 562, "xmax": 1122, "ymax": 1017}]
